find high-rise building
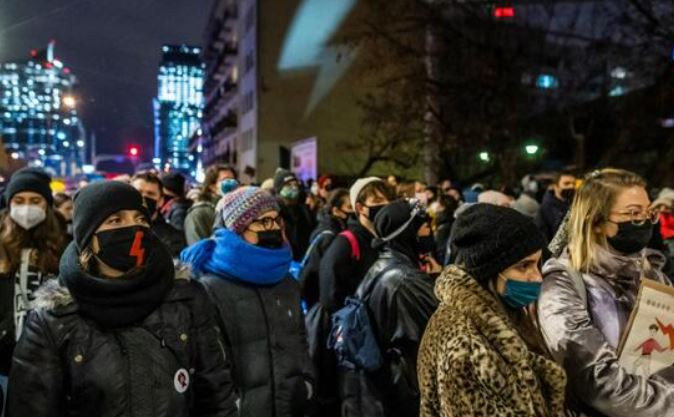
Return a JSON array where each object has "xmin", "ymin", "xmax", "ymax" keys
[
  {"xmin": 153, "ymin": 45, "xmax": 204, "ymax": 175},
  {"xmin": 0, "ymin": 41, "xmax": 85, "ymax": 175},
  {"xmin": 200, "ymin": 0, "xmax": 366, "ymax": 181}
]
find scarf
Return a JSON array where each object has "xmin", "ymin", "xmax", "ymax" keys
[
  {"xmin": 180, "ymin": 228, "xmax": 292, "ymax": 286},
  {"xmin": 59, "ymin": 236, "xmax": 175, "ymax": 329}
]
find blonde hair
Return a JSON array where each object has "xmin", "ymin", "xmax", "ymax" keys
[{"xmin": 568, "ymin": 168, "xmax": 646, "ymax": 271}]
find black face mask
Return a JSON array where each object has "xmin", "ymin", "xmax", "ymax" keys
[
  {"xmin": 257, "ymin": 229, "xmax": 284, "ymax": 249},
  {"xmin": 366, "ymin": 204, "xmax": 386, "ymax": 223},
  {"xmin": 143, "ymin": 197, "xmax": 158, "ymax": 217},
  {"xmin": 607, "ymin": 221, "xmax": 653, "ymax": 254},
  {"xmin": 417, "ymin": 235, "xmax": 436, "ymax": 255},
  {"xmin": 95, "ymin": 226, "xmax": 152, "ymax": 272},
  {"xmin": 560, "ymin": 188, "xmax": 575, "ymax": 203}
]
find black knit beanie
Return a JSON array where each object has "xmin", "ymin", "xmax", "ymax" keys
[
  {"xmin": 451, "ymin": 203, "xmax": 545, "ymax": 283},
  {"xmin": 5, "ymin": 167, "xmax": 53, "ymax": 205},
  {"xmin": 73, "ymin": 181, "xmax": 148, "ymax": 251},
  {"xmin": 161, "ymin": 171, "xmax": 186, "ymax": 196},
  {"xmin": 273, "ymin": 168, "xmax": 298, "ymax": 194}
]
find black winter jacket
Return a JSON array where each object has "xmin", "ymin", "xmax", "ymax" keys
[
  {"xmin": 345, "ymin": 249, "xmax": 437, "ymax": 417},
  {"xmin": 318, "ymin": 219, "xmax": 379, "ymax": 313},
  {"xmin": 535, "ymin": 190, "xmax": 569, "ymax": 243},
  {"xmin": 199, "ymin": 273, "xmax": 313, "ymax": 417},
  {"xmin": 164, "ymin": 198, "xmax": 193, "ymax": 231},
  {"xmin": 299, "ymin": 210, "xmax": 345, "ymax": 307},
  {"xmin": 152, "ymin": 215, "xmax": 187, "ymax": 258},
  {"xmin": 7, "ymin": 277, "xmax": 238, "ymax": 417},
  {"xmin": 278, "ymin": 201, "xmax": 315, "ymax": 261}
]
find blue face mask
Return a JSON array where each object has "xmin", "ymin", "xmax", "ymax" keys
[{"xmin": 500, "ymin": 277, "xmax": 542, "ymax": 309}]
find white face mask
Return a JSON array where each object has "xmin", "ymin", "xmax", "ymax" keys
[{"xmin": 10, "ymin": 204, "xmax": 47, "ymax": 230}]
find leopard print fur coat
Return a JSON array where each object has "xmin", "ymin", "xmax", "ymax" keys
[{"xmin": 417, "ymin": 265, "xmax": 567, "ymax": 417}]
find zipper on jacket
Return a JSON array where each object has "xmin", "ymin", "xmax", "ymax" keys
[
  {"xmin": 255, "ymin": 289, "xmax": 277, "ymax": 417},
  {"xmin": 114, "ymin": 332, "xmax": 133, "ymax": 417}
]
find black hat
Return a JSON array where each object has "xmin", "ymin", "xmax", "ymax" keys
[
  {"xmin": 373, "ymin": 200, "xmax": 427, "ymax": 248},
  {"xmin": 4, "ymin": 167, "xmax": 53, "ymax": 205},
  {"xmin": 273, "ymin": 168, "xmax": 298, "ymax": 193},
  {"xmin": 73, "ymin": 181, "xmax": 148, "ymax": 251},
  {"xmin": 161, "ymin": 171, "xmax": 186, "ymax": 196},
  {"xmin": 451, "ymin": 203, "xmax": 545, "ymax": 283}
]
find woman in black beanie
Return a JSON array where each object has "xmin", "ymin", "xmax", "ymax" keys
[
  {"xmin": 0, "ymin": 168, "xmax": 66, "ymax": 376},
  {"xmin": 7, "ymin": 181, "xmax": 237, "ymax": 417},
  {"xmin": 344, "ymin": 199, "xmax": 438, "ymax": 417},
  {"xmin": 417, "ymin": 203, "xmax": 567, "ymax": 417}
]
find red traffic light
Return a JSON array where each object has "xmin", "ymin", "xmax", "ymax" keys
[
  {"xmin": 494, "ymin": 6, "xmax": 515, "ymax": 18},
  {"xmin": 129, "ymin": 146, "xmax": 140, "ymax": 157}
]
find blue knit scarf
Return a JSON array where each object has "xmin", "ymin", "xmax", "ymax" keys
[{"xmin": 180, "ymin": 228, "xmax": 292, "ymax": 285}]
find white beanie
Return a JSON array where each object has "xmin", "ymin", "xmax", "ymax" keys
[{"xmin": 349, "ymin": 177, "xmax": 383, "ymax": 209}]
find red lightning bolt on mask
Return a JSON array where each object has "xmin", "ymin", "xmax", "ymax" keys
[{"xmin": 129, "ymin": 230, "xmax": 146, "ymax": 267}]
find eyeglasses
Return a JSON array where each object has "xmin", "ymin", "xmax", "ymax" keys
[
  {"xmin": 609, "ymin": 209, "xmax": 659, "ymax": 226},
  {"xmin": 249, "ymin": 215, "xmax": 284, "ymax": 230}
]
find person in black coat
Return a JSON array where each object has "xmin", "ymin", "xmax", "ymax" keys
[
  {"xmin": 131, "ymin": 172, "xmax": 187, "ymax": 257},
  {"xmin": 7, "ymin": 181, "xmax": 237, "ymax": 417},
  {"xmin": 345, "ymin": 199, "xmax": 438, "ymax": 417},
  {"xmin": 534, "ymin": 171, "xmax": 576, "ymax": 243},
  {"xmin": 274, "ymin": 169, "xmax": 316, "ymax": 261},
  {"xmin": 181, "ymin": 186, "xmax": 313, "ymax": 417},
  {"xmin": 160, "ymin": 171, "xmax": 193, "ymax": 232},
  {"xmin": 299, "ymin": 188, "xmax": 351, "ymax": 308}
]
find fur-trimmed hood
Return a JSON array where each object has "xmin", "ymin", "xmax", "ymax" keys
[{"xmin": 33, "ymin": 262, "xmax": 192, "ymax": 312}]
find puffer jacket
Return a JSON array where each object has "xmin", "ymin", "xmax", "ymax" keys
[
  {"xmin": 345, "ymin": 249, "xmax": 437, "ymax": 417},
  {"xmin": 418, "ymin": 265, "xmax": 567, "ymax": 417},
  {"xmin": 198, "ymin": 273, "xmax": 312, "ymax": 417},
  {"xmin": 7, "ymin": 276, "xmax": 237, "ymax": 417},
  {"xmin": 539, "ymin": 247, "xmax": 674, "ymax": 417}
]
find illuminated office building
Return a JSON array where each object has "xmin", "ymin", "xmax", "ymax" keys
[
  {"xmin": 0, "ymin": 41, "xmax": 85, "ymax": 175},
  {"xmin": 153, "ymin": 45, "xmax": 204, "ymax": 174}
]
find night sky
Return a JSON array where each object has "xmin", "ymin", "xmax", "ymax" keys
[{"xmin": 0, "ymin": 0, "xmax": 212, "ymax": 156}]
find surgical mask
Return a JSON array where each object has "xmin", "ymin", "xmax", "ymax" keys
[
  {"xmin": 500, "ymin": 276, "xmax": 542, "ymax": 309},
  {"xmin": 220, "ymin": 178, "xmax": 239, "ymax": 195},
  {"xmin": 256, "ymin": 229, "xmax": 284, "ymax": 249},
  {"xmin": 560, "ymin": 188, "xmax": 575, "ymax": 203},
  {"xmin": 95, "ymin": 226, "xmax": 152, "ymax": 271},
  {"xmin": 366, "ymin": 204, "xmax": 385, "ymax": 223},
  {"xmin": 280, "ymin": 186, "xmax": 299, "ymax": 201},
  {"xmin": 143, "ymin": 197, "xmax": 158, "ymax": 217},
  {"xmin": 607, "ymin": 221, "xmax": 653, "ymax": 254},
  {"xmin": 10, "ymin": 204, "xmax": 46, "ymax": 230},
  {"xmin": 417, "ymin": 235, "xmax": 436, "ymax": 255}
]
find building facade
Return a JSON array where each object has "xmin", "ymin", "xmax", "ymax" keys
[
  {"xmin": 200, "ymin": 0, "xmax": 368, "ymax": 182},
  {"xmin": 0, "ymin": 42, "xmax": 85, "ymax": 175},
  {"xmin": 153, "ymin": 45, "xmax": 204, "ymax": 175}
]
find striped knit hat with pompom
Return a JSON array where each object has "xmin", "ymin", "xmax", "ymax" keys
[{"xmin": 219, "ymin": 186, "xmax": 279, "ymax": 234}]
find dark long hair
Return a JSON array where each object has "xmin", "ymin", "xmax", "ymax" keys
[{"xmin": 0, "ymin": 207, "xmax": 66, "ymax": 275}]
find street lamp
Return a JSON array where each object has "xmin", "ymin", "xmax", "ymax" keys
[
  {"xmin": 479, "ymin": 151, "xmax": 490, "ymax": 162},
  {"xmin": 525, "ymin": 145, "xmax": 539, "ymax": 155}
]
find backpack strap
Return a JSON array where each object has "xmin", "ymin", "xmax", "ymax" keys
[
  {"xmin": 300, "ymin": 230, "xmax": 335, "ymax": 268},
  {"xmin": 339, "ymin": 230, "xmax": 361, "ymax": 261}
]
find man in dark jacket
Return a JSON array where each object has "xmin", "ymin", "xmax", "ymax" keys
[
  {"xmin": 350, "ymin": 200, "xmax": 438, "ymax": 417},
  {"xmin": 535, "ymin": 171, "xmax": 576, "ymax": 243},
  {"xmin": 160, "ymin": 171, "xmax": 192, "ymax": 231},
  {"xmin": 274, "ymin": 169, "xmax": 316, "ymax": 261},
  {"xmin": 299, "ymin": 188, "xmax": 351, "ymax": 308},
  {"xmin": 131, "ymin": 172, "xmax": 187, "ymax": 257}
]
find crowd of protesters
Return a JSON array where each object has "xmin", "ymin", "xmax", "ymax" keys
[{"xmin": 0, "ymin": 163, "xmax": 673, "ymax": 417}]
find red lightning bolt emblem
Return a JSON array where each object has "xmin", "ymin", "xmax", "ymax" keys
[
  {"xmin": 656, "ymin": 318, "xmax": 674, "ymax": 350},
  {"xmin": 129, "ymin": 230, "xmax": 145, "ymax": 267}
]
